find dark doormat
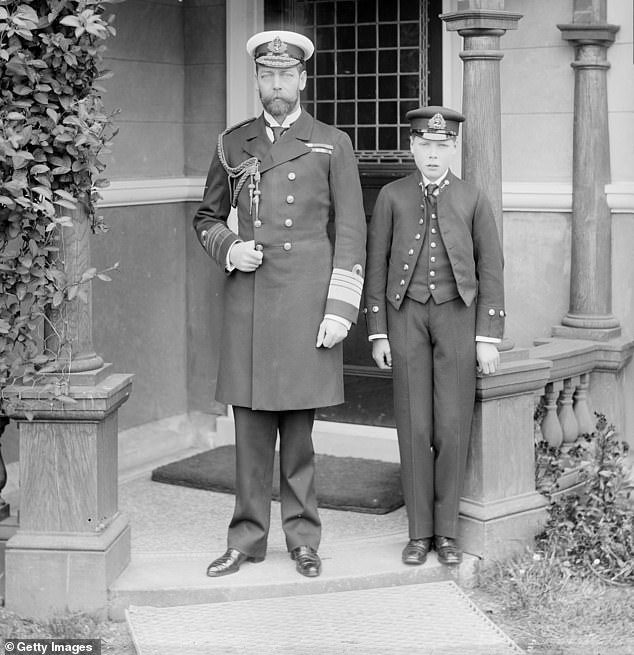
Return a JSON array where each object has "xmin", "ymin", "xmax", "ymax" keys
[{"xmin": 151, "ymin": 445, "xmax": 404, "ymax": 514}]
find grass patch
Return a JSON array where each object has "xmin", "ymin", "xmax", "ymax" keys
[
  {"xmin": 0, "ymin": 610, "xmax": 135, "ymax": 654},
  {"xmin": 472, "ymin": 551, "xmax": 634, "ymax": 655}
]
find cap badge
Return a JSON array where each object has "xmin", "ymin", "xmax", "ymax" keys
[
  {"xmin": 428, "ymin": 113, "xmax": 446, "ymax": 131},
  {"xmin": 268, "ymin": 36, "xmax": 287, "ymax": 55}
]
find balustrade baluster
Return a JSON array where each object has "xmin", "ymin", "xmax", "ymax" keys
[
  {"xmin": 573, "ymin": 373, "xmax": 594, "ymax": 436},
  {"xmin": 558, "ymin": 377, "xmax": 579, "ymax": 447},
  {"xmin": 541, "ymin": 382, "xmax": 563, "ymax": 448}
]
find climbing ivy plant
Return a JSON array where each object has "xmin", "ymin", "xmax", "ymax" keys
[{"xmin": 0, "ymin": 0, "xmax": 119, "ymax": 397}]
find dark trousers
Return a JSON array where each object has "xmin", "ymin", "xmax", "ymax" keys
[
  {"xmin": 227, "ymin": 406, "xmax": 321, "ymax": 559},
  {"xmin": 388, "ymin": 297, "xmax": 476, "ymax": 539}
]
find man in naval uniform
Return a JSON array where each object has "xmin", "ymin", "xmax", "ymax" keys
[
  {"xmin": 365, "ymin": 106, "xmax": 504, "ymax": 566},
  {"xmin": 193, "ymin": 30, "xmax": 366, "ymax": 578}
]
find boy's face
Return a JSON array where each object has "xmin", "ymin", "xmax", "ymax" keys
[{"xmin": 410, "ymin": 135, "xmax": 457, "ymax": 181}]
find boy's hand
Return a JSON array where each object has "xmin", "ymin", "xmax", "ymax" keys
[
  {"xmin": 476, "ymin": 341, "xmax": 500, "ymax": 375},
  {"xmin": 372, "ymin": 338, "xmax": 392, "ymax": 369}
]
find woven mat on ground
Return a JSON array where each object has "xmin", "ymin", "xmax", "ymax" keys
[
  {"xmin": 126, "ymin": 581, "xmax": 525, "ymax": 655},
  {"xmin": 151, "ymin": 445, "xmax": 404, "ymax": 514}
]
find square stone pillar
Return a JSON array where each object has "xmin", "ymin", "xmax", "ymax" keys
[
  {"xmin": 459, "ymin": 354, "xmax": 552, "ymax": 559},
  {"xmin": 3, "ymin": 371, "xmax": 133, "ymax": 619}
]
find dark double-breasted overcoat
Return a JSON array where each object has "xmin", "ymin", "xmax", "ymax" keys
[{"xmin": 194, "ymin": 111, "xmax": 366, "ymax": 411}]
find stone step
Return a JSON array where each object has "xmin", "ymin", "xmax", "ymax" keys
[{"xmin": 108, "ymin": 534, "xmax": 476, "ymax": 621}]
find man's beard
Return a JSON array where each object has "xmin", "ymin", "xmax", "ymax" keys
[{"xmin": 261, "ymin": 93, "xmax": 297, "ymax": 120}]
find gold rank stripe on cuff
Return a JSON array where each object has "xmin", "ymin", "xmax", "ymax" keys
[
  {"xmin": 306, "ymin": 143, "xmax": 334, "ymax": 155},
  {"xmin": 327, "ymin": 268, "xmax": 364, "ymax": 310},
  {"xmin": 201, "ymin": 223, "xmax": 237, "ymax": 262}
]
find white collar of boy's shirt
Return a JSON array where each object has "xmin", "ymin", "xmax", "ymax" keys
[
  {"xmin": 263, "ymin": 106, "xmax": 302, "ymax": 141},
  {"xmin": 422, "ymin": 169, "xmax": 449, "ymax": 188}
]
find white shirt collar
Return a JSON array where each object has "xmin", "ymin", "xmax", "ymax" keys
[
  {"xmin": 422, "ymin": 169, "xmax": 449, "ymax": 188},
  {"xmin": 263, "ymin": 105, "xmax": 302, "ymax": 129}
]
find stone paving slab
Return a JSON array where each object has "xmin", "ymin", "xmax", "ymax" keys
[{"xmin": 126, "ymin": 581, "xmax": 525, "ymax": 655}]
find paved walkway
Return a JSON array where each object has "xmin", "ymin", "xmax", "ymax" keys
[{"xmin": 116, "ymin": 463, "xmax": 524, "ymax": 653}]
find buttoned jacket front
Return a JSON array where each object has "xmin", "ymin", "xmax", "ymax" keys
[
  {"xmin": 365, "ymin": 170, "xmax": 504, "ymax": 339},
  {"xmin": 194, "ymin": 111, "xmax": 366, "ymax": 411}
]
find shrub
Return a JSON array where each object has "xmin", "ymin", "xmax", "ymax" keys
[
  {"xmin": 536, "ymin": 414, "xmax": 633, "ymax": 586},
  {"xmin": 0, "ymin": 0, "xmax": 119, "ymax": 393}
]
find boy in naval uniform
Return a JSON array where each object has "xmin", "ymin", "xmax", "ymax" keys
[{"xmin": 364, "ymin": 106, "xmax": 505, "ymax": 566}]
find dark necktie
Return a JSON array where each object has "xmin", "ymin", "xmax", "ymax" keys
[
  {"xmin": 425, "ymin": 183, "xmax": 438, "ymax": 201},
  {"xmin": 269, "ymin": 124, "xmax": 287, "ymax": 143}
]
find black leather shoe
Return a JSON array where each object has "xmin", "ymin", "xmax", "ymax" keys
[
  {"xmin": 290, "ymin": 545, "xmax": 321, "ymax": 578},
  {"xmin": 206, "ymin": 548, "xmax": 262, "ymax": 577},
  {"xmin": 402, "ymin": 538, "xmax": 433, "ymax": 565},
  {"xmin": 435, "ymin": 536, "xmax": 462, "ymax": 565}
]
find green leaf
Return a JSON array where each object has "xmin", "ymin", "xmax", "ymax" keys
[
  {"xmin": 79, "ymin": 267, "xmax": 97, "ymax": 283},
  {"xmin": 54, "ymin": 189, "xmax": 77, "ymax": 202}
]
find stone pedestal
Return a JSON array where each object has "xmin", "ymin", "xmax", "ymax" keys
[
  {"xmin": 459, "ymin": 356, "xmax": 552, "ymax": 559},
  {"xmin": 3, "ymin": 371, "xmax": 133, "ymax": 619}
]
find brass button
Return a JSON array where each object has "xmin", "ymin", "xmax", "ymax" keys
[
  {"xmin": 429, "ymin": 283, "xmax": 436, "ymax": 290},
  {"xmin": 255, "ymin": 244, "xmax": 263, "ymax": 252},
  {"xmin": 284, "ymin": 218, "xmax": 293, "ymax": 228},
  {"xmin": 363, "ymin": 307, "xmax": 368, "ymax": 314},
  {"xmin": 419, "ymin": 218, "xmax": 424, "ymax": 224},
  {"xmin": 430, "ymin": 242, "xmax": 437, "ymax": 248},
  {"xmin": 500, "ymin": 310, "xmax": 505, "ymax": 317},
  {"xmin": 286, "ymin": 195, "xmax": 295, "ymax": 204},
  {"xmin": 283, "ymin": 242, "xmax": 292, "ymax": 251},
  {"xmin": 395, "ymin": 294, "xmax": 401, "ymax": 301},
  {"xmin": 372, "ymin": 306, "xmax": 379, "ymax": 313},
  {"xmin": 489, "ymin": 309, "xmax": 495, "ymax": 316},
  {"xmin": 431, "ymin": 227, "xmax": 437, "ymax": 234},
  {"xmin": 403, "ymin": 264, "xmax": 409, "ymax": 271},
  {"xmin": 400, "ymin": 279, "xmax": 405, "ymax": 286},
  {"xmin": 430, "ymin": 256, "xmax": 436, "ymax": 263},
  {"xmin": 408, "ymin": 248, "xmax": 414, "ymax": 256},
  {"xmin": 288, "ymin": 172, "xmax": 296, "ymax": 180},
  {"xmin": 254, "ymin": 220, "xmax": 262, "ymax": 228},
  {"xmin": 431, "ymin": 214, "xmax": 436, "ymax": 219},
  {"xmin": 415, "ymin": 233, "xmax": 421, "ymax": 240},
  {"xmin": 430, "ymin": 271, "xmax": 436, "ymax": 277}
]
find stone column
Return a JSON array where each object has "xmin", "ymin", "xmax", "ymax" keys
[
  {"xmin": 441, "ymin": 0, "xmax": 521, "ymax": 240},
  {"xmin": 3, "ymin": 205, "xmax": 133, "ymax": 619},
  {"xmin": 554, "ymin": 0, "xmax": 620, "ymax": 340}
]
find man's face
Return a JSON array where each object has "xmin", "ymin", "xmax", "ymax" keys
[
  {"xmin": 410, "ymin": 135, "xmax": 457, "ymax": 181},
  {"xmin": 256, "ymin": 65, "xmax": 307, "ymax": 120}
]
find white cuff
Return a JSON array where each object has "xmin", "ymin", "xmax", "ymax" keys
[
  {"xmin": 476, "ymin": 336, "xmax": 502, "ymax": 343},
  {"xmin": 369, "ymin": 334, "xmax": 388, "ymax": 341},
  {"xmin": 324, "ymin": 314, "xmax": 351, "ymax": 330}
]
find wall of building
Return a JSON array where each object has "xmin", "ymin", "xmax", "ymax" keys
[{"xmin": 90, "ymin": 0, "xmax": 228, "ymax": 431}]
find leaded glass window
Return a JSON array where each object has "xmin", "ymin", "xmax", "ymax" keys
[{"xmin": 296, "ymin": 0, "xmax": 429, "ymax": 157}]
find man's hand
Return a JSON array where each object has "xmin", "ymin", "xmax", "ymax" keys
[
  {"xmin": 316, "ymin": 318, "xmax": 348, "ymax": 349},
  {"xmin": 229, "ymin": 240, "xmax": 263, "ymax": 272},
  {"xmin": 476, "ymin": 341, "xmax": 500, "ymax": 375},
  {"xmin": 372, "ymin": 338, "xmax": 392, "ymax": 369}
]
